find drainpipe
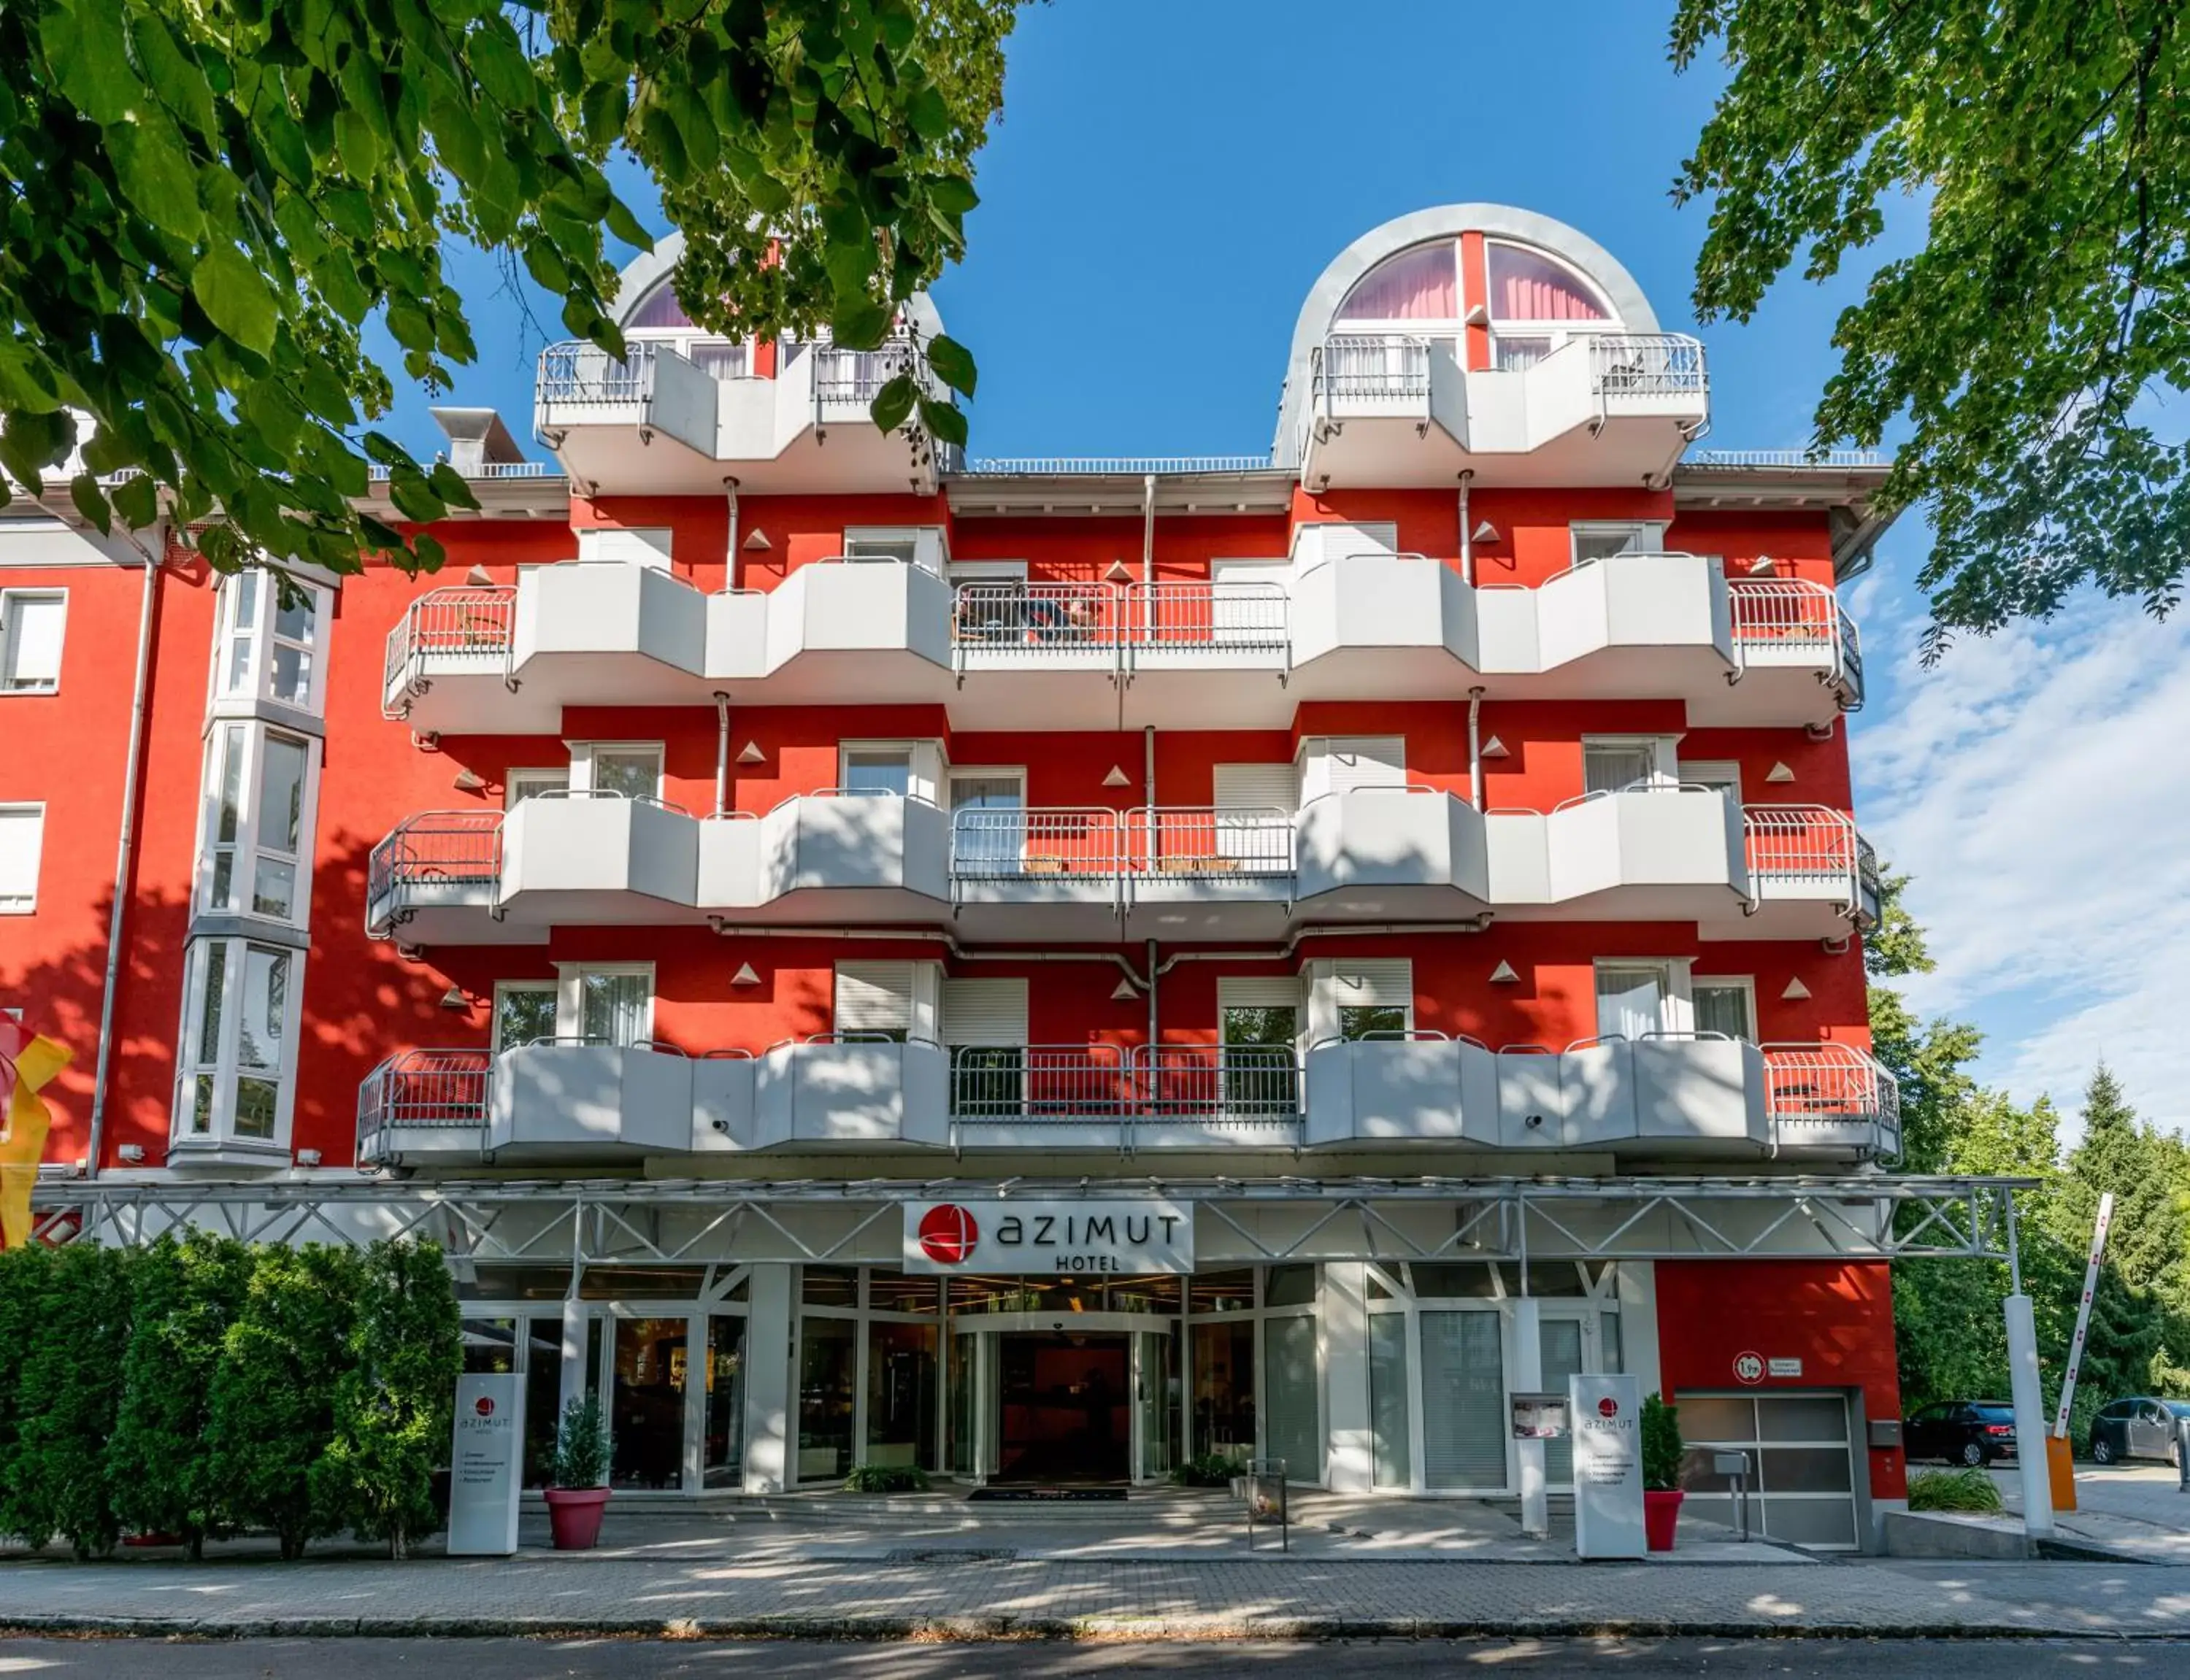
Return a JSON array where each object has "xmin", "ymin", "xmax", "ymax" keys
[
  {"xmin": 1145, "ymin": 936, "xmax": 1159, "ymax": 1069},
  {"xmin": 1457, "ymin": 470, "xmax": 1475, "ymax": 587},
  {"xmin": 1467, "ymin": 687, "xmax": 1486, "ymax": 812},
  {"xmin": 712, "ymin": 692, "xmax": 731, "ymax": 817},
  {"xmin": 723, "ymin": 477, "xmax": 739, "ymax": 586},
  {"xmin": 1140, "ymin": 471, "xmax": 1156, "ymax": 639},
  {"xmin": 1142, "ymin": 725, "xmax": 1156, "ymax": 871},
  {"xmin": 87, "ymin": 538, "xmax": 164, "ymax": 1178}
]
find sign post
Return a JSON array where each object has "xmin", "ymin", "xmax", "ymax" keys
[
  {"xmin": 1570, "ymin": 1373, "xmax": 1645, "ymax": 1560},
  {"xmin": 447, "ymin": 1372, "xmax": 523, "ymax": 1556}
]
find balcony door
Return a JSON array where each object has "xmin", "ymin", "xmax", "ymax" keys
[
  {"xmin": 949, "ymin": 771, "xmax": 1025, "ymax": 874},
  {"xmin": 1213, "ymin": 763, "xmax": 1296, "ymax": 866},
  {"xmin": 1581, "ymin": 738, "xmax": 1672, "ymax": 795},
  {"xmin": 558, "ymin": 964, "xmax": 653, "ymax": 1047},
  {"xmin": 941, "ymin": 976, "xmax": 1028, "ymax": 1117},
  {"xmin": 493, "ymin": 982, "xmax": 558, "ymax": 1051},
  {"xmin": 1218, "ymin": 976, "xmax": 1301, "ymax": 1118},
  {"xmin": 1594, "ymin": 960, "xmax": 1693, "ymax": 1043}
]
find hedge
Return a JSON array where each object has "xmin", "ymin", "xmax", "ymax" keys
[{"xmin": 0, "ymin": 1235, "xmax": 461, "ymax": 1560}]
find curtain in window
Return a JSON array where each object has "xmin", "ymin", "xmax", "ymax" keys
[
  {"xmin": 1419, "ymin": 1310, "xmax": 1507, "ymax": 1490},
  {"xmin": 1488, "ymin": 244, "xmax": 1611, "ymax": 322},
  {"xmin": 1595, "ymin": 967, "xmax": 1666, "ymax": 1042},
  {"xmin": 580, "ymin": 971, "xmax": 649, "ymax": 1046},
  {"xmin": 1582, "ymin": 744, "xmax": 1656, "ymax": 795},
  {"xmin": 1335, "ymin": 243, "xmax": 1458, "ymax": 321}
]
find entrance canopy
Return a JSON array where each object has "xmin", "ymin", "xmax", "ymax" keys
[{"xmin": 33, "ymin": 1174, "xmax": 2027, "ymax": 1284}]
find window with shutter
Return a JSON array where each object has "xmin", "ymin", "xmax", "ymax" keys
[
  {"xmin": 1308, "ymin": 958, "xmax": 1413, "ymax": 1041},
  {"xmin": 577, "ymin": 528, "xmax": 672, "ymax": 568},
  {"xmin": 1213, "ymin": 763, "xmax": 1296, "ymax": 861},
  {"xmin": 1582, "ymin": 738, "xmax": 1673, "ymax": 795},
  {"xmin": 0, "ymin": 804, "xmax": 43, "ymax": 912},
  {"xmin": 0, "ymin": 591, "xmax": 65, "ymax": 693},
  {"xmin": 835, "ymin": 961, "xmax": 922, "ymax": 1041},
  {"xmin": 1289, "ymin": 521, "xmax": 1398, "ymax": 570},
  {"xmin": 1297, "ymin": 736, "xmax": 1405, "ymax": 801},
  {"xmin": 940, "ymin": 978, "xmax": 1028, "ymax": 1047}
]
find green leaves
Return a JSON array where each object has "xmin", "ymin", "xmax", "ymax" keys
[
  {"xmin": 926, "ymin": 334, "xmax": 976, "ymax": 398},
  {"xmin": 109, "ymin": 108, "xmax": 204, "ymax": 242},
  {"xmin": 40, "ymin": 0, "xmax": 134, "ymax": 126},
  {"xmin": 870, "ymin": 371, "xmax": 918, "ymax": 433},
  {"xmin": 193, "ymin": 245, "xmax": 277, "ymax": 355}
]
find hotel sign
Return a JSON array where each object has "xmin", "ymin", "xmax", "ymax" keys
[{"xmin": 903, "ymin": 1198, "xmax": 1194, "ymax": 1274}]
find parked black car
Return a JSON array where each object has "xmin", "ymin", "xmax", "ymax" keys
[
  {"xmin": 2089, "ymin": 1397, "xmax": 2190, "ymax": 1465},
  {"xmin": 1903, "ymin": 1399, "xmax": 2018, "ymax": 1466}
]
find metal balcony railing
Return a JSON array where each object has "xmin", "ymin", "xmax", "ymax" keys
[
  {"xmin": 357, "ymin": 1048, "xmax": 493, "ymax": 1157},
  {"xmin": 539, "ymin": 339, "xmax": 670, "ymax": 406},
  {"xmin": 1126, "ymin": 807, "xmax": 1295, "ymax": 879},
  {"xmin": 949, "ymin": 580, "xmax": 1291, "ymax": 666},
  {"xmin": 1136, "ymin": 1044, "xmax": 1300, "ymax": 1123},
  {"xmin": 1317, "ymin": 333, "xmax": 1431, "ymax": 402},
  {"xmin": 952, "ymin": 582, "xmax": 1118, "ymax": 653},
  {"xmin": 1760, "ymin": 1041, "xmax": 1900, "ymax": 1154},
  {"xmin": 813, "ymin": 345, "xmax": 895, "ymax": 414},
  {"xmin": 1126, "ymin": 581, "xmax": 1288, "ymax": 654},
  {"xmin": 383, "ymin": 585, "xmax": 517, "ymax": 717},
  {"xmin": 1741, "ymin": 805, "xmax": 1871, "ymax": 922},
  {"xmin": 365, "ymin": 811, "xmax": 503, "ymax": 933},
  {"xmin": 950, "ymin": 807, "xmax": 1123, "ymax": 879},
  {"xmin": 1726, "ymin": 578, "xmax": 1864, "ymax": 707},
  {"xmin": 948, "ymin": 807, "xmax": 1296, "ymax": 885},
  {"xmin": 1584, "ymin": 334, "xmax": 1708, "ymax": 398}
]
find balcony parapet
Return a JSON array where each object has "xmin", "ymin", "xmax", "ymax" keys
[{"xmin": 357, "ymin": 1035, "xmax": 1899, "ymax": 1167}]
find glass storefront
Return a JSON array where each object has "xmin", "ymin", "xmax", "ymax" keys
[
  {"xmin": 796, "ymin": 1315, "xmax": 858, "ymax": 1481},
  {"xmin": 702, "ymin": 1314, "xmax": 745, "ymax": 1489},
  {"xmin": 611, "ymin": 1316, "xmax": 689, "ymax": 1488}
]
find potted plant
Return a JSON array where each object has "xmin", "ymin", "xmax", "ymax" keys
[
  {"xmin": 543, "ymin": 1394, "xmax": 612, "ymax": 1551},
  {"xmin": 1641, "ymin": 1391, "xmax": 1685, "ymax": 1552}
]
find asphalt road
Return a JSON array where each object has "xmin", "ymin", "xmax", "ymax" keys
[{"xmin": 5, "ymin": 1639, "xmax": 2187, "ymax": 1678}]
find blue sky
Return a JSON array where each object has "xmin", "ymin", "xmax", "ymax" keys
[{"xmin": 384, "ymin": 1, "xmax": 2186, "ymax": 1136}]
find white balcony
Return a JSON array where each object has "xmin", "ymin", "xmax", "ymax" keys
[
  {"xmin": 1302, "ymin": 332, "xmax": 1708, "ymax": 489},
  {"xmin": 498, "ymin": 790, "xmax": 699, "ymax": 925},
  {"xmin": 356, "ymin": 1036, "xmax": 1897, "ymax": 1166},
  {"xmin": 534, "ymin": 339, "xmax": 948, "ymax": 496},
  {"xmin": 383, "ymin": 557, "xmax": 1861, "ymax": 734},
  {"xmin": 1726, "ymin": 805, "xmax": 1880, "ymax": 941},
  {"xmin": 1296, "ymin": 787, "xmax": 1490, "ymax": 919},
  {"xmin": 1486, "ymin": 787, "xmax": 1749, "ymax": 922}
]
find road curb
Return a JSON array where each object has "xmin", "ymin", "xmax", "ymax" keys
[{"xmin": 3, "ymin": 1613, "xmax": 2186, "ymax": 1642}]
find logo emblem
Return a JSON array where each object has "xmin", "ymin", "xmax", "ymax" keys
[
  {"xmin": 1597, "ymin": 1396, "xmax": 1618, "ymax": 1419},
  {"xmin": 474, "ymin": 1396, "xmax": 495, "ymax": 1417},
  {"xmin": 1733, "ymin": 1351, "xmax": 1766, "ymax": 1385},
  {"xmin": 918, "ymin": 1204, "xmax": 980, "ymax": 1265}
]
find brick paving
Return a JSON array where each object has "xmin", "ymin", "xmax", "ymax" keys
[{"xmin": 3, "ymin": 1552, "xmax": 2190, "ymax": 1639}]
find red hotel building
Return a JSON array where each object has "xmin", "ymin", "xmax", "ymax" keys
[{"xmin": 2, "ymin": 204, "xmax": 2008, "ymax": 1548}]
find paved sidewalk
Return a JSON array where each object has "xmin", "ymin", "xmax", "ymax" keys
[{"xmin": 3, "ymin": 1550, "xmax": 2190, "ymax": 1640}]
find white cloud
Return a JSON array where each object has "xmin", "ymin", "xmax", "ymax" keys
[{"xmin": 1853, "ymin": 596, "xmax": 2190, "ymax": 1136}]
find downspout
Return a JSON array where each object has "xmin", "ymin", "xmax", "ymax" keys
[
  {"xmin": 1143, "ymin": 724, "xmax": 1156, "ymax": 872},
  {"xmin": 1457, "ymin": 469, "xmax": 1475, "ymax": 587},
  {"xmin": 87, "ymin": 538, "xmax": 164, "ymax": 1178},
  {"xmin": 1140, "ymin": 471, "xmax": 1156, "ymax": 640},
  {"xmin": 1467, "ymin": 686, "xmax": 1486, "ymax": 812},
  {"xmin": 723, "ymin": 477, "xmax": 739, "ymax": 587},
  {"xmin": 712, "ymin": 692, "xmax": 731, "ymax": 817}
]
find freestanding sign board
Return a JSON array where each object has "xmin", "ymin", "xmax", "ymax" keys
[
  {"xmin": 1570, "ymin": 1372, "xmax": 1646, "ymax": 1560},
  {"xmin": 448, "ymin": 1372, "xmax": 523, "ymax": 1556}
]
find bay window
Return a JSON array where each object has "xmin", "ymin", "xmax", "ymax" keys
[
  {"xmin": 177, "ymin": 936, "xmax": 301, "ymax": 1148},
  {"xmin": 198, "ymin": 722, "xmax": 319, "ymax": 924},
  {"xmin": 213, "ymin": 571, "xmax": 327, "ymax": 712}
]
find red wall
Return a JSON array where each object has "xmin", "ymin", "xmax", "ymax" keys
[{"xmin": 1655, "ymin": 1260, "xmax": 1906, "ymax": 1501}]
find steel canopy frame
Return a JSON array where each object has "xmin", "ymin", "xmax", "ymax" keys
[{"xmin": 28, "ymin": 1174, "xmax": 2028, "ymax": 1276}]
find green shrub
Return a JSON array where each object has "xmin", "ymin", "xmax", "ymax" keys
[
  {"xmin": 207, "ymin": 1244, "xmax": 363, "ymax": 1559},
  {"xmin": 552, "ymin": 1394, "xmax": 611, "ymax": 1489},
  {"xmin": 1169, "ymin": 1452, "xmax": 1247, "ymax": 1488},
  {"xmin": 1641, "ymin": 1392, "xmax": 1684, "ymax": 1492},
  {"xmin": 1907, "ymin": 1467, "xmax": 2005, "ymax": 1513},
  {"xmin": 324, "ymin": 1239, "xmax": 463, "ymax": 1560},
  {"xmin": 10, "ymin": 1244, "xmax": 135, "ymax": 1557},
  {"xmin": 107, "ymin": 1233, "xmax": 253, "ymax": 1558},
  {"xmin": 843, "ymin": 1463, "xmax": 931, "ymax": 1493},
  {"xmin": 0, "ymin": 1244, "xmax": 54, "ymax": 1546}
]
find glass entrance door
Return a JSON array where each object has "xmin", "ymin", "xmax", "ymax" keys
[{"xmin": 953, "ymin": 1315, "xmax": 1180, "ymax": 1484}]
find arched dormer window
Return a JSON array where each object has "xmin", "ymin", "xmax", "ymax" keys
[
  {"xmin": 1334, "ymin": 241, "xmax": 1459, "ymax": 323},
  {"xmin": 620, "ymin": 280, "xmax": 750, "ymax": 380},
  {"xmin": 1485, "ymin": 241, "xmax": 1616, "ymax": 371}
]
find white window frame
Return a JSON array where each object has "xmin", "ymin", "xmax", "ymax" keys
[
  {"xmin": 0, "ymin": 802, "xmax": 45, "ymax": 913},
  {"xmin": 553, "ymin": 962, "xmax": 656, "ymax": 1046},
  {"xmin": 1580, "ymin": 735, "xmax": 1680, "ymax": 793},
  {"xmin": 193, "ymin": 720, "xmax": 322, "ymax": 927},
  {"xmin": 568, "ymin": 741, "xmax": 664, "ymax": 801},
  {"xmin": 839, "ymin": 739, "xmax": 943, "ymax": 804},
  {"xmin": 1591, "ymin": 957, "xmax": 1697, "ymax": 1041},
  {"xmin": 492, "ymin": 979, "xmax": 560, "ymax": 1052},
  {"xmin": 1678, "ymin": 759, "xmax": 1743, "ymax": 800},
  {"xmin": 842, "ymin": 526, "xmax": 948, "ymax": 574},
  {"xmin": 210, "ymin": 571, "xmax": 328, "ymax": 714},
  {"xmin": 1691, "ymin": 975, "xmax": 1759, "ymax": 1043},
  {"xmin": 575, "ymin": 527, "xmax": 673, "ymax": 569},
  {"xmin": 0, "ymin": 587, "xmax": 66, "ymax": 695},
  {"xmin": 1567, "ymin": 523, "xmax": 1670, "ymax": 567},
  {"xmin": 504, "ymin": 766, "xmax": 571, "ymax": 809},
  {"xmin": 174, "ymin": 935, "xmax": 304, "ymax": 1149},
  {"xmin": 944, "ymin": 560, "xmax": 1026, "ymax": 584}
]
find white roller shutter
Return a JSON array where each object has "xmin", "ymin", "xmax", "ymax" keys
[
  {"xmin": 0, "ymin": 805, "xmax": 43, "ymax": 911},
  {"xmin": 940, "ymin": 978, "xmax": 1028, "ymax": 1047},
  {"xmin": 1214, "ymin": 763, "xmax": 1297, "ymax": 861},
  {"xmin": 1218, "ymin": 976, "xmax": 1303, "ymax": 1012},
  {"xmin": 1288, "ymin": 521, "xmax": 1397, "ymax": 570},
  {"xmin": 1305, "ymin": 957, "xmax": 1413, "ymax": 1043},
  {"xmin": 1297, "ymin": 736, "xmax": 1405, "ymax": 801},
  {"xmin": 577, "ymin": 527, "xmax": 672, "ymax": 568},
  {"xmin": 1, "ymin": 593, "xmax": 65, "ymax": 691},
  {"xmin": 834, "ymin": 961, "xmax": 940, "ymax": 1039}
]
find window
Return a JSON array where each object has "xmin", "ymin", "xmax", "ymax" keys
[
  {"xmin": 1486, "ymin": 242, "xmax": 1613, "ymax": 324},
  {"xmin": 0, "ymin": 590, "xmax": 65, "ymax": 693},
  {"xmin": 177, "ymin": 936, "xmax": 300, "ymax": 1147},
  {"xmin": 1335, "ymin": 241, "xmax": 1459, "ymax": 323},
  {"xmin": 493, "ymin": 982, "xmax": 559, "ymax": 1050},
  {"xmin": 570, "ymin": 742, "xmax": 663, "ymax": 801},
  {"xmin": 1582, "ymin": 736, "xmax": 1676, "ymax": 795},
  {"xmin": 1296, "ymin": 736, "xmax": 1405, "ymax": 802},
  {"xmin": 198, "ymin": 723, "xmax": 317, "ymax": 923},
  {"xmin": 213, "ymin": 572, "xmax": 325, "ymax": 712},
  {"xmin": 504, "ymin": 768, "xmax": 569, "ymax": 809},
  {"xmin": 1219, "ymin": 977, "xmax": 1300, "ymax": 1116},
  {"xmin": 1680, "ymin": 760, "xmax": 1743, "ymax": 801},
  {"xmin": 560, "ymin": 964, "xmax": 653, "ymax": 1047},
  {"xmin": 948, "ymin": 771, "xmax": 1024, "ymax": 870},
  {"xmin": 0, "ymin": 804, "xmax": 43, "ymax": 912},
  {"xmin": 843, "ymin": 527, "xmax": 945, "ymax": 573},
  {"xmin": 834, "ymin": 960, "xmax": 940, "ymax": 1042},
  {"xmin": 840, "ymin": 740, "xmax": 942, "ymax": 803},
  {"xmin": 1213, "ymin": 763, "xmax": 1297, "ymax": 860},
  {"xmin": 1692, "ymin": 978, "xmax": 1756, "ymax": 1042},
  {"xmin": 1308, "ymin": 958, "xmax": 1413, "ymax": 1044},
  {"xmin": 1594, "ymin": 960, "xmax": 1696, "ymax": 1041},
  {"xmin": 1569, "ymin": 523, "xmax": 1669, "ymax": 566}
]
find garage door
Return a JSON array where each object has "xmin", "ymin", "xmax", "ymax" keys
[{"xmin": 1674, "ymin": 1392, "xmax": 1859, "ymax": 1551}]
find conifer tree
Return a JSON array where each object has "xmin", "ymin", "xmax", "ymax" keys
[{"xmin": 10, "ymin": 1244, "xmax": 135, "ymax": 1557}]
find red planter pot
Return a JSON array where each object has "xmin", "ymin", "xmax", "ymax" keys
[
  {"xmin": 1643, "ymin": 1487, "xmax": 1683, "ymax": 1552},
  {"xmin": 544, "ymin": 1486, "xmax": 612, "ymax": 1551}
]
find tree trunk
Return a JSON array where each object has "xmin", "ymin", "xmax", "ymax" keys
[{"xmin": 389, "ymin": 1522, "xmax": 410, "ymax": 1562}]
